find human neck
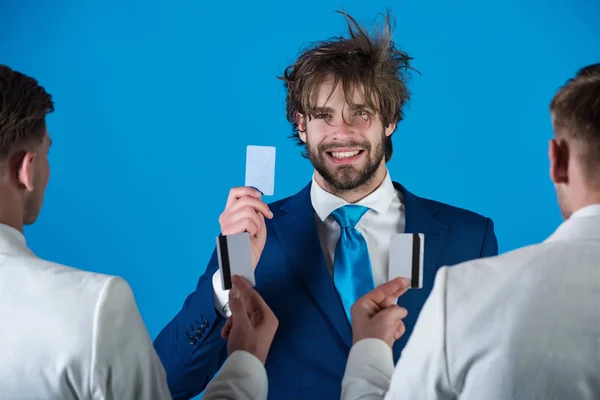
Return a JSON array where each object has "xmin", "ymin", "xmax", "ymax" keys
[
  {"xmin": 0, "ymin": 192, "xmax": 25, "ymax": 233},
  {"xmin": 570, "ymin": 190, "xmax": 600, "ymax": 215},
  {"xmin": 315, "ymin": 163, "xmax": 388, "ymax": 204}
]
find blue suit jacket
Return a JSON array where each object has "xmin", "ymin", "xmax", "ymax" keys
[{"xmin": 154, "ymin": 181, "xmax": 498, "ymax": 399}]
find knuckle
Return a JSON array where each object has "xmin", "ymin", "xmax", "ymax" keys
[
  {"xmin": 244, "ymin": 216, "xmax": 257, "ymax": 227},
  {"xmin": 243, "ymin": 205, "xmax": 260, "ymax": 216},
  {"xmin": 235, "ymin": 207, "xmax": 251, "ymax": 218}
]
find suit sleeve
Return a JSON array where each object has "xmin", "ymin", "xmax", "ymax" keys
[
  {"xmin": 342, "ymin": 268, "xmax": 455, "ymax": 400},
  {"xmin": 480, "ymin": 217, "xmax": 498, "ymax": 258},
  {"xmin": 202, "ymin": 351, "xmax": 268, "ymax": 400},
  {"xmin": 153, "ymin": 249, "xmax": 229, "ymax": 399},
  {"xmin": 90, "ymin": 276, "xmax": 172, "ymax": 400}
]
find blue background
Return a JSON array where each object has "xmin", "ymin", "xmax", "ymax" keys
[{"xmin": 1, "ymin": 0, "xmax": 598, "ymax": 369}]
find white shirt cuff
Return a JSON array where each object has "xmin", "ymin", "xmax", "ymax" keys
[
  {"xmin": 212, "ymin": 270, "xmax": 232, "ymax": 317},
  {"xmin": 342, "ymin": 338, "xmax": 394, "ymax": 399}
]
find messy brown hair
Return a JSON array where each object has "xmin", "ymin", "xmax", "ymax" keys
[
  {"xmin": 0, "ymin": 65, "xmax": 54, "ymax": 164},
  {"xmin": 280, "ymin": 9, "xmax": 415, "ymax": 162},
  {"xmin": 550, "ymin": 63, "xmax": 600, "ymax": 183}
]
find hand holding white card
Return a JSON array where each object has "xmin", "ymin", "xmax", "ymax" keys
[
  {"xmin": 388, "ymin": 233, "xmax": 424, "ymax": 289},
  {"xmin": 245, "ymin": 145, "xmax": 276, "ymax": 196}
]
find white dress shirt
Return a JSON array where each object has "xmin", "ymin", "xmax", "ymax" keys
[
  {"xmin": 341, "ymin": 203, "xmax": 600, "ymax": 400},
  {"xmin": 310, "ymin": 170, "xmax": 405, "ymax": 286},
  {"xmin": 212, "ymin": 169, "xmax": 404, "ymax": 313}
]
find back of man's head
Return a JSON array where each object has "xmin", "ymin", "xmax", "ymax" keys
[
  {"xmin": 550, "ymin": 64, "xmax": 600, "ymax": 188},
  {"xmin": 0, "ymin": 65, "xmax": 54, "ymax": 226},
  {"xmin": 0, "ymin": 65, "xmax": 53, "ymax": 169}
]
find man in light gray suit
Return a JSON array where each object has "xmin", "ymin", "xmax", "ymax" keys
[
  {"xmin": 0, "ymin": 64, "xmax": 279, "ymax": 400},
  {"xmin": 0, "ymin": 64, "xmax": 172, "ymax": 399},
  {"xmin": 342, "ymin": 63, "xmax": 600, "ymax": 399}
]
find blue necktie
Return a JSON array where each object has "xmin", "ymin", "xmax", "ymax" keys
[{"xmin": 330, "ymin": 205, "xmax": 375, "ymax": 322}]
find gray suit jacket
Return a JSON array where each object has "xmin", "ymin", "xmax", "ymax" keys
[
  {"xmin": 0, "ymin": 223, "xmax": 171, "ymax": 399},
  {"xmin": 342, "ymin": 205, "xmax": 600, "ymax": 400},
  {"xmin": 0, "ymin": 222, "xmax": 266, "ymax": 400}
]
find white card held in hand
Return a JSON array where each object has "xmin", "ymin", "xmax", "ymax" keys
[
  {"xmin": 245, "ymin": 145, "xmax": 276, "ymax": 196},
  {"xmin": 216, "ymin": 232, "xmax": 255, "ymax": 290},
  {"xmin": 388, "ymin": 233, "xmax": 424, "ymax": 288}
]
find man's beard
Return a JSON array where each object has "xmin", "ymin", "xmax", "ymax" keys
[{"xmin": 307, "ymin": 135, "xmax": 385, "ymax": 193}]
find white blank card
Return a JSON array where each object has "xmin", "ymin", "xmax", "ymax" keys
[{"xmin": 245, "ymin": 145, "xmax": 276, "ymax": 196}]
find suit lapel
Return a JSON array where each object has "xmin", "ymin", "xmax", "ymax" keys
[
  {"xmin": 271, "ymin": 183, "xmax": 353, "ymax": 348},
  {"xmin": 270, "ymin": 181, "xmax": 449, "ymax": 350},
  {"xmin": 394, "ymin": 182, "xmax": 449, "ymax": 284}
]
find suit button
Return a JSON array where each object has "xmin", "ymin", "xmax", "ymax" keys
[
  {"xmin": 194, "ymin": 328, "xmax": 204, "ymax": 339},
  {"xmin": 188, "ymin": 336, "xmax": 197, "ymax": 345},
  {"xmin": 201, "ymin": 319, "xmax": 209, "ymax": 328}
]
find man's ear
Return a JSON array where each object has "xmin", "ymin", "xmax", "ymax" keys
[
  {"xmin": 11, "ymin": 151, "xmax": 37, "ymax": 192},
  {"xmin": 384, "ymin": 122, "xmax": 397, "ymax": 137},
  {"xmin": 296, "ymin": 112, "xmax": 307, "ymax": 143},
  {"xmin": 549, "ymin": 139, "xmax": 569, "ymax": 185}
]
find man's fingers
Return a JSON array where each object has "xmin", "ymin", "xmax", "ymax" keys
[
  {"xmin": 231, "ymin": 274, "xmax": 253, "ymax": 290},
  {"xmin": 231, "ymin": 275, "xmax": 273, "ymax": 322},
  {"xmin": 225, "ymin": 187, "xmax": 263, "ymax": 209},
  {"xmin": 362, "ymin": 278, "xmax": 411, "ymax": 305},
  {"xmin": 223, "ymin": 194, "xmax": 273, "ymax": 219},
  {"xmin": 258, "ymin": 211, "xmax": 267, "ymax": 234},
  {"xmin": 228, "ymin": 284, "xmax": 251, "ymax": 328},
  {"xmin": 390, "ymin": 285, "xmax": 410, "ymax": 298},
  {"xmin": 221, "ymin": 317, "xmax": 233, "ymax": 338},
  {"xmin": 221, "ymin": 218, "xmax": 260, "ymax": 237},
  {"xmin": 395, "ymin": 322, "xmax": 406, "ymax": 340},
  {"xmin": 376, "ymin": 304, "xmax": 409, "ymax": 323},
  {"xmin": 380, "ymin": 285, "xmax": 411, "ymax": 308},
  {"xmin": 222, "ymin": 207, "xmax": 263, "ymax": 235}
]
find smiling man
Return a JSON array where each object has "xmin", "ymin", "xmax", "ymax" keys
[{"xmin": 154, "ymin": 10, "xmax": 498, "ymax": 400}]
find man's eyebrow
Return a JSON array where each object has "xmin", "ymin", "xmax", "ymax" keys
[
  {"xmin": 348, "ymin": 103, "xmax": 373, "ymax": 110},
  {"xmin": 312, "ymin": 106, "xmax": 335, "ymax": 114}
]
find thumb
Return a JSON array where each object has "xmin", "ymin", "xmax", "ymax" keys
[
  {"xmin": 375, "ymin": 305, "xmax": 408, "ymax": 325},
  {"xmin": 395, "ymin": 322, "xmax": 406, "ymax": 340},
  {"xmin": 229, "ymin": 287, "xmax": 251, "ymax": 327}
]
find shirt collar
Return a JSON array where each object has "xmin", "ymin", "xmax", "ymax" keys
[
  {"xmin": 0, "ymin": 222, "xmax": 27, "ymax": 254},
  {"xmin": 310, "ymin": 170, "xmax": 397, "ymax": 221},
  {"xmin": 570, "ymin": 204, "xmax": 600, "ymax": 219}
]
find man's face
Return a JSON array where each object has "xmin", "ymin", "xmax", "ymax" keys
[
  {"xmin": 297, "ymin": 80, "xmax": 395, "ymax": 193},
  {"xmin": 23, "ymin": 132, "xmax": 51, "ymax": 225}
]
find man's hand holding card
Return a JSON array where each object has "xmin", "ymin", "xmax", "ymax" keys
[
  {"xmin": 216, "ymin": 146, "xmax": 276, "ymax": 291},
  {"xmin": 218, "ymin": 186, "xmax": 272, "ymax": 270}
]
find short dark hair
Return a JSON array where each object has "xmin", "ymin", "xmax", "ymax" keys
[
  {"xmin": 280, "ymin": 9, "xmax": 416, "ymax": 162},
  {"xmin": 550, "ymin": 63, "xmax": 600, "ymax": 183},
  {"xmin": 0, "ymin": 65, "xmax": 54, "ymax": 162}
]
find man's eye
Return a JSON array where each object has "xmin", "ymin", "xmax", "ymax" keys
[{"xmin": 315, "ymin": 113, "xmax": 332, "ymax": 119}]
